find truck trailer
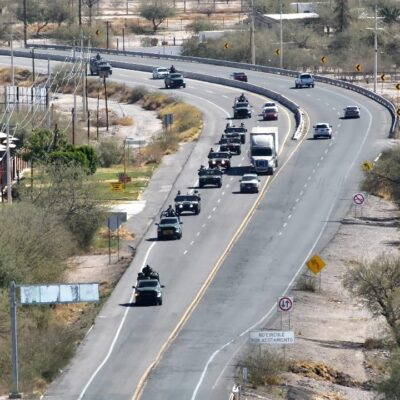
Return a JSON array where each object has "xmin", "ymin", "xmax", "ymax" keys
[{"xmin": 249, "ymin": 127, "xmax": 279, "ymax": 175}]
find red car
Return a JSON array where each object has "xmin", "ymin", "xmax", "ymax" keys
[
  {"xmin": 262, "ymin": 106, "xmax": 278, "ymax": 121},
  {"xmin": 232, "ymin": 72, "xmax": 248, "ymax": 82}
]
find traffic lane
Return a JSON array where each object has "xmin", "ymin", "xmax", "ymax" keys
[
  {"xmin": 140, "ymin": 88, "xmax": 387, "ymax": 400},
  {"xmin": 80, "ymin": 93, "xmax": 294, "ymax": 399}
]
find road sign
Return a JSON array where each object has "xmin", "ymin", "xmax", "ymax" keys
[
  {"xmin": 353, "ymin": 192, "xmax": 366, "ymax": 205},
  {"xmin": 320, "ymin": 56, "xmax": 327, "ymax": 64},
  {"xmin": 355, "ymin": 64, "xmax": 362, "ymax": 72},
  {"xmin": 110, "ymin": 182, "xmax": 123, "ymax": 191},
  {"xmin": 362, "ymin": 160, "xmax": 373, "ymax": 171},
  {"xmin": 278, "ymin": 296, "xmax": 293, "ymax": 312},
  {"xmin": 163, "ymin": 113, "xmax": 173, "ymax": 126},
  {"xmin": 381, "ymin": 73, "xmax": 386, "ymax": 81},
  {"xmin": 306, "ymin": 254, "xmax": 326, "ymax": 275},
  {"xmin": 95, "ymin": 29, "xmax": 100, "ymax": 36},
  {"xmin": 250, "ymin": 330, "xmax": 294, "ymax": 344},
  {"xmin": 224, "ymin": 42, "xmax": 229, "ymax": 49},
  {"xmin": 275, "ymin": 48, "xmax": 280, "ymax": 56},
  {"xmin": 396, "ymin": 83, "xmax": 400, "ymax": 90},
  {"xmin": 397, "ymin": 108, "xmax": 400, "ymax": 117}
]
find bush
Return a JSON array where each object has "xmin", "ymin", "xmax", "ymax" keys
[
  {"xmin": 377, "ymin": 348, "xmax": 400, "ymax": 399},
  {"xmin": 0, "ymin": 203, "xmax": 75, "ymax": 287},
  {"xmin": 237, "ymin": 346, "xmax": 288, "ymax": 387},
  {"xmin": 187, "ymin": 17, "xmax": 218, "ymax": 33},
  {"xmin": 126, "ymin": 85, "xmax": 149, "ymax": 104},
  {"xmin": 96, "ymin": 139, "xmax": 123, "ymax": 167},
  {"xmin": 140, "ymin": 37, "xmax": 158, "ymax": 47},
  {"xmin": 296, "ymin": 272, "xmax": 317, "ymax": 292}
]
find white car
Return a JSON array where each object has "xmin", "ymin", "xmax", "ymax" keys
[
  {"xmin": 313, "ymin": 122, "xmax": 332, "ymax": 139},
  {"xmin": 262, "ymin": 102, "xmax": 276, "ymax": 109},
  {"xmin": 240, "ymin": 173, "xmax": 260, "ymax": 193},
  {"xmin": 152, "ymin": 67, "xmax": 169, "ymax": 79}
]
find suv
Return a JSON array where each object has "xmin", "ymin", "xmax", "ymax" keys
[
  {"xmin": 224, "ymin": 123, "xmax": 247, "ymax": 144},
  {"xmin": 152, "ymin": 67, "xmax": 169, "ymax": 79},
  {"xmin": 156, "ymin": 216, "xmax": 182, "ymax": 239},
  {"xmin": 198, "ymin": 168, "xmax": 223, "ymax": 188},
  {"xmin": 240, "ymin": 173, "xmax": 260, "ymax": 193},
  {"xmin": 343, "ymin": 106, "xmax": 360, "ymax": 118},
  {"xmin": 89, "ymin": 57, "xmax": 112, "ymax": 76},
  {"xmin": 313, "ymin": 122, "xmax": 332, "ymax": 139},
  {"xmin": 233, "ymin": 101, "xmax": 252, "ymax": 119},
  {"xmin": 133, "ymin": 279, "xmax": 164, "ymax": 306},
  {"xmin": 174, "ymin": 192, "xmax": 201, "ymax": 215},
  {"xmin": 295, "ymin": 73, "xmax": 315, "ymax": 88},
  {"xmin": 219, "ymin": 136, "xmax": 241, "ymax": 155},
  {"xmin": 208, "ymin": 151, "xmax": 232, "ymax": 170},
  {"xmin": 165, "ymin": 73, "xmax": 186, "ymax": 89}
]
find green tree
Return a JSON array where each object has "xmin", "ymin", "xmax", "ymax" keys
[
  {"xmin": 343, "ymin": 256, "xmax": 400, "ymax": 347},
  {"xmin": 139, "ymin": 0, "xmax": 176, "ymax": 32},
  {"xmin": 378, "ymin": 348, "xmax": 400, "ymax": 399},
  {"xmin": 379, "ymin": 3, "xmax": 400, "ymax": 25},
  {"xmin": 333, "ymin": 0, "xmax": 353, "ymax": 32}
]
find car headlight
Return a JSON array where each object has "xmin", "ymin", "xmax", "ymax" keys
[
  {"xmin": 221, "ymin": 160, "xmax": 225, "ymax": 164},
  {"xmin": 189, "ymin": 204, "xmax": 193, "ymax": 208},
  {"xmin": 135, "ymin": 292, "xmax": 139, "ymax": 297},
  {"xmin": 157, "ymin": 293, "xmax": 162, "ymax": 297},
  {"xmin": 179, "ymin": 204, "xmax": 183, "ymax": 208},
  {"xmin": 212, "ymin": 160, "xmax": 216, "ymax": 164},
  {"xmin": 175, "ymin": 227, "xmax": 180, "ymax": 231}
]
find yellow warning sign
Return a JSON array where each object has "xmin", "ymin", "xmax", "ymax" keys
[
  {"xmin": 110, "ymin": 182, "xmax": 124, "ymax": 191},
  {"xmin": 306, "ymin": 254, "xmax": 326, "ymax": 275},
  {"xmin": 362, "ymin": 160, "xmax": 373, "ymax": 172}
]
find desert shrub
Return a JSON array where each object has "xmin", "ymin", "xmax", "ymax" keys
[
  {"xmin": 142, "ymin": 93, "xmax": 171, "ymax": 110},
  {"xmin": 377, "ymin": 348, "xmax": 400, "ymax": 399},
  {"xmin": 296, "ymin": 272, "xmax": 317, "ymax": 292},
  {"xmin": 186, "ymin": 17, "xmax": 218, "ymax": 33},
  {"xmin": 115, "ymin": 116, "xmax": 134, "ymax": 126},
  {"xmin": 96, "ymin": 139, "xmax": 123, "ymax": 167},
  {"xmin": 0, "ymin": 203, "xmax": 74, "ymax": 287},
  {"xmin": 140, "ymin": 37, "xmax": 158, "ymax": 47},
  {"xmin": 237, "ymin": 346, "xmax": 288, "ymax": 387},
  {"xmin": 126, "ymin": 85, "xmax": 149, "ymax": 104}
]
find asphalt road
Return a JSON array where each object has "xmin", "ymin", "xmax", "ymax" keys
[{"xmin": 1, "ymin": 52, "xmax": 391, "ymax": 399}]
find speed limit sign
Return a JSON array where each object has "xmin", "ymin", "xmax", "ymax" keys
[{"xmin": 278, "ymin": 296, "xmax": 293, "ymax": 312}]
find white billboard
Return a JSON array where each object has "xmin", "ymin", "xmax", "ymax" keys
[
  {"xmin": 250, "ymin": 330, "xmax": 294, "ymax": 344},
  {"xmin": 20, "ymin": 283, "xmax": 99, "ymax": 304}
]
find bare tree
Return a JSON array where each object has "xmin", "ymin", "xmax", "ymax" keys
[
  {"xmin": 83, "ymin": 0, "xmax": 100, "ymax": 26},
  {"xmin": 343, "ymin": 256, "xmax": 400, "ymax": 346}
]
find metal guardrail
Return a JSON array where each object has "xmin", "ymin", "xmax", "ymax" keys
[
  {"xmin": 0, "ymin": 47, "xmax": 304, "ymax": 140},
  {"xmin": 25, "ymin": 43, "xmax": 398, "ymax": 136}
]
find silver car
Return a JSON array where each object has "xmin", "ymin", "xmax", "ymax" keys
[
  {"xmin": 152, "ymin": 67, "xmax": 169, "ymax": 79},
  {"xmin": 313, "ymin": 122, "xmax": 332, "ymax": 139},
  {"xmin": 343, "ymin": 106, "xmax": 360, "ymax": 118}
]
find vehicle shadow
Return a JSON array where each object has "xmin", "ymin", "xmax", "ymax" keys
[
  {"xmin": 306, "ymin": 137, "xmax": 330, "ymax": 140},
  {"xmin": 146, "ymin": 237, "xmax": 159, "ymax": 242},
  {"xmin": 225, "ymin": 166, "xmax": 254, "ymax": 176},
  {"xmin": 119, "ymin": 302, "xmax": 136, "ymax": 307}
]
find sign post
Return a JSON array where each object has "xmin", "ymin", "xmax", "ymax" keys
[
  {"xmin": 352, "ymin": 192, "xmax": 366, "ymax": 217},
  {"xmin": 277, "ymin": 296, "xmax": 293, "ymax": 330}
]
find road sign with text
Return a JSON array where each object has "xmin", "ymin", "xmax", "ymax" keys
[{"xmin": 250, "ymin": 330, "xmax": 294, "ymax": 344}]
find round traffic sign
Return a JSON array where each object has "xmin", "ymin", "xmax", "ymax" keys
[
  {"xmin": 278, "ymin": 296, "xmax": 293, "ymax": 312},
  {"xmin": 353, "ymin": 192, "xmax": 365, "ymax": 205}
]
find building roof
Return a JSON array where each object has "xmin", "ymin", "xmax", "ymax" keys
[{"xmin": 262, "ymin": 12, "xmax": 319, "ymax": 23}]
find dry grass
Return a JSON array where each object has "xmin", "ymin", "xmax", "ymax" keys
[{"xmin": 115, "ymin": 116, "xmax": 134, "ymax": 126}]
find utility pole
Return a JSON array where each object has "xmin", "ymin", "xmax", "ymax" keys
[
  {"xmin": 373, "ymin": 4, "xmax": 378, "ymax": 93},
  {"xmin": 103, "ymin": 75, "xmax": 109, "ymax": 131},
  {"xmin": 106, "ymin": 21, "xmax": 110, "ymax": 49},
  {"xmin": 78, "ymin": 0, "xmax": 82, "ymax": 26},
  {"xmin": 6, "ymin": 106, "xmax": 12, "ymax": 204},
  {"xmin": 9, "ymin": 282, "xmax": 20, "ymax": 399},
  {"xmin": 31, "ymin": 48, "xmax": 35, "ymax": 82},
  {"xmin": 250, "ymin": 0, "xmax": 255, "ymax": 64},
  {"xmin": 23, "ymin": 0, "xmax": 27, "ymax": 46},
  {"xmin": 11, "ymin": 23, "xmax": 14, "ymax": 88},
  {"xmin": 122, "ymin": 28, "xmax": 125, "ymax": 51},
  {"xmin": 280, "ymin": 1, "xmax": 283, "ymax": 68}
]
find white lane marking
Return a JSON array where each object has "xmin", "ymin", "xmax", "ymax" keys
[
  {"xmin": 325, "ymin": 102, "xmax": 330, "ymax": 106},
  {"xmin": 206, "ymin": 90, "xmax": 214, "ymax": 94},
  {"xmin": 295, "ymin": 198, "xmax": 299, "ymax": 202},
  {"xmin": 329, "ymin": 142, "xmax": 333, "ymax": 147},
  {"xmin": 320, "ymin": 156, "xmax": 324, "ymax": 161},
  {"xmin": 300, "ymin": 190, "xmax": 304, "ymax": 196},
  {"xmin": 324, "ymin": 149, "xmax": 328, "ymax": 154},
  {"xmin": 283, "ymin": 222, "xmax": 287, "ymax": 228},
  {"xmin": 207, "ymin": 215, "xmax": 211, "ymax": 219},
  {"xmin": 332, "ymin": 107, "xmax": 336, "ymax": 110},
  {"xmin": 190, "ymin": 241, "xmax": 195, "ymax": 245},
  {"xmin": 184, "ymin": 250, "xmax": 188, "ymax": 255},
  {"xmin": 337, "ymin": 123, "xmax": 341, "ymax": 128},
  {"xmin": 98, "ymin": 316, "xmax": 107, "ymax": 319},
  {"xmin": 374, "ymin": 153, "xmax": 382, "ymax": 162},
  {"xmin": 212, "ymin": 207, "xmax": 217, "ymax": 212},
  {"xmin": 222, "ymin": 191, "xmax": 225, "ymax": 195},
  {"xmin": 78, "ymin": 242, "xmax": 156, "ymax": 400},
  {"xmin": 217, "ymin": 199, "xmax": 221, "ymax": 203},
  {"xmin": 191, "ymin": 93, "xmax": 376, "ymax": 400},
  {"xmin": 307, "ymin": 176, "xmax": 311, "ymax": 181},
  {"xmin": 202, "ymin": 224, "xmax": 206, "ymax": 228},
  {"xmin": 316, "ymin": 162, "xmax": 320, "ymax": 167},
  {"xmin": 230, "ymin": 177, "xmax": 233, "ymax": 181},
  {"xmin": 196, "ymin": 232, "xmax": 200, "ymax": 237},
  {"xmin": 278, "ymin": 232, "xmax": 282, "ymax": 236},
  {"xmin": 225, "ymin": 184, "xmax": 230, "ymax": 188},
  {"xmin": 222, "ymin": 94, "xmax": 228, "ymax": 98},
  {"xmin": 312, "ymin": 169, "xmax": 316, "ymax": 174},
  {"xmin": 303, "ymin": 183, "xmax": 307, "ymax": 188},
  {"xmin": 288, "ymin": 214, "xmax": 292, "ymax": 219}
]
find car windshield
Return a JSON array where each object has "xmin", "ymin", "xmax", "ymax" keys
[
  {"xmin": 252, "ymin": 148, "xmax": 273, "ymax": 156},
  {"xmin": 234, "ymin": 73, "xmax": 245, "ymax": 77},
  {"xmin": 236, "ymin": 102, "xmax": 248, "ymax": 108},
  {"xmin": 169, "ymin": 73, "xmax": 182, "ymax": 78},
  {"xmin": 264, "ymin": 107, "xmax": 277, "ymax": 113},
  {"xmin": 160, "ymin": 218, "xmax": 178, "ymax": 224},
  {"xmin": 264, "ymin": 102, "xmax": 276, "ymax": 107},
  {"xmin": 316, "ymin": 123, "xmax": 329, "ymax": 129},
  {"xmin": 346, "ymin": 107, "xmax": 358, "ymax": 111},
  {"xmin": 301, "ymin": 74, "xmax": 312, "ymax": 79},
  {"xmin": 137, "ymin": 280, "xmax": 158, "ymax": 288},
  {"xmin": 175, "ymin": 195, "xmax": 198, "ymax": 202},
  {"xmin": 226, "ymin": 127, "xmax": 245, "ymax": 133},
  {"xmin": 209, "ymin": 152, "xmax": 229, "ymax": 159},
  {"xmin": 242, "ymin": 175, "xmax": 257, "ymax": 181},
  {"xmin": 157, "ymin": 68, "xmax": 168, "ymax": 72}
]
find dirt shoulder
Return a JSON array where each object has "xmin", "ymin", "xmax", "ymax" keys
[{"xmin": 246, "ymin": 195, "xmax": 398, "ymax": 400}]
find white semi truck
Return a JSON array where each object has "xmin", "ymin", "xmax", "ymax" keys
[{"xmin": 249, "ymin": 127, "xmax": 279, "ymax": 175}]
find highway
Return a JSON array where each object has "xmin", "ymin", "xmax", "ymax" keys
[{"xmin": 2, "ymin": 52, "xmax": 392, "ymax": 399}]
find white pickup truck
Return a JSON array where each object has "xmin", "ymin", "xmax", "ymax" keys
[{"xmin": 295, "ymin": 73, "xmax": 315, "ymax": 88}]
